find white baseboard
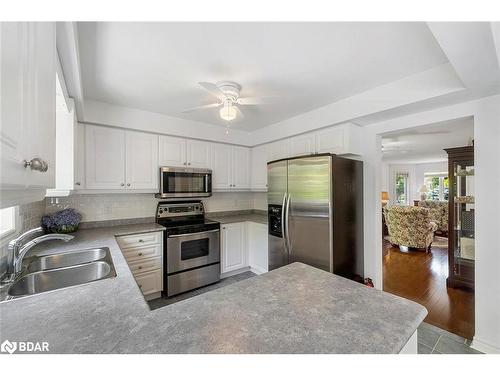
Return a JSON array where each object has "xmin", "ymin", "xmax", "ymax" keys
[
  {"xmin": 471, "ymin": 337, "xmax": 500, "ymax": 354},
  {"xmin": 250, "ymin": 265, "xmax": 268, "ymax": 275},
  {"xmin": 220, "ymin": 266, "xmax": 251, "ymax": 279}
]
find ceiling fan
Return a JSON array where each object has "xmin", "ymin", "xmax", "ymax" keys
[{"xmin": 182, "ymin": 81, "xmax": 273, "ymax": 123}]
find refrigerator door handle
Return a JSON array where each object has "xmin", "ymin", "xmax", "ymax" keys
[
  {"xmin": 285, "ymin": 193, "xmax": 291, "ymax": 256},
  {"xmin": 281, "ymin": 193, "xmax": 288, "ymax": 254}
]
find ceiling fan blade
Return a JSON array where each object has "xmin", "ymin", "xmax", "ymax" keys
[
  {"xmin": 237, "ymin": 96, "xmax": 277, "ymax": 105},
  {"xmin": 199, "ymin": 82, "xmax": 226, "ymax": 100},
  {"xmin": 182, "ymin": 102, "xmax": 221, "ymax": 113},
  {"xmin": 234, "ymin": 105, "xmax": 244, "ymax": 119}
]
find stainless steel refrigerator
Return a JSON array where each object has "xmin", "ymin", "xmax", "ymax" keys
[{"xmin": 267, "ymin": 154, "xmax": 364, "ymax": 280}]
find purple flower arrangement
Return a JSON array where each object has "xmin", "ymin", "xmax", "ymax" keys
[{"xmin": 41, "ymin": 208, "xmax": 82, "ymax": 234}]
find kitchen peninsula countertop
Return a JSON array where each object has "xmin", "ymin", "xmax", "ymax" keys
[{"xmin": 0, "ymin": 223, "xmax": 426, "ymax": 353}]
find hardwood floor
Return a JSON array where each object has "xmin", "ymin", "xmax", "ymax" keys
[{"xmin": 383, "ymin": 239, "xmax": 475, "ymax": 340}]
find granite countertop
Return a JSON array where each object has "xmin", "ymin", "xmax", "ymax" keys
[
  {"xmin": 0, "ymin": 222, "xmax": 426, "ymax": 354},
  {"xmin": 207, "ymin": 210, "xmax": 267, "ymax": 225}
]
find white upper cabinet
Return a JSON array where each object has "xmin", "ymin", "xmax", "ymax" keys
[
  {"xmin": 85, "ymin": 125, "xmax": 126, "ymax": 189},
  {"xmin": 158, "ymin": 135, "xmax": 186, "ymax": 167},
  {"xmin": 27, "ymin": 23, "xmax": 56, "ymax": 188},
  {"xmin": 86, "ymin": 125, "xmax": 159, "ymax": 191},
  {"xmin": 1, "ymin": 22, "xmax": 56, "ymax": 207},
  {"xmin": 267, "ymin": 139, "xmax": 289, "ymax": 162},
  {"xmin": 315, "ymin": 123, "xmax": 362, "ymax": 155},
  {"xmin": 288, "ymin": 133, "xmax": 316, "ymax": 157},
  {"xmin": 186, "ymin": 139, "xmax": 212, "ymax": 169},
  {"xmin": 251, "ymin": 144, "xmax": 268, "ymax": 191},
  {"xmin": 159, "ymin": 136, "xmax": 212, "ymax": 169},
  {"xmin": 74, "ymin": 122, "xmax": 85, "ymax": 189},
  {"xmin": 212, "ymin": 143, "xmax": 232, "ymax": 190},
  {"xmin": 125, "ymin": 131, "xmax": 158, "ymax": 190},
  {"xmin": 212, "ymin": 144, "xmax": 251, "ymax": 191},
  {"xmin": 231, "ymin": 146, "xmax": 251, "ymax": 190}
]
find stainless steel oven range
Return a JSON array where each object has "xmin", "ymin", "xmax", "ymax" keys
[{"xmin": 156, "ymin": 201, "xmax": 220, "ymax": 297}]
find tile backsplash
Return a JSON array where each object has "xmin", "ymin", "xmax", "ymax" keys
[
  {"xmin": 0, "ymin": 200, "xmax": 45, "ymax": 277},
  {"xmin": 1, "ymin": 193, "xmax": 268, "ymax": 278},
  {"xmin": 46, "ymin": 192, "xmax": 268, "ymax": 222}
]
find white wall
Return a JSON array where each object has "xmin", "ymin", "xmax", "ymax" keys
[
  {"xmin": 84, "ymin": 100, "xmax": 254, "ymax": 147},
  {"xmin": 45, "ymin": 192, "xmax": 264, "ymax": 222},
  {"xmin": 380, "ymin": 162, "xmax": 390, "ymax": 192},
  {"xmin": 473, "ymin": 95, "xmax": 500, "ymax": 354}
]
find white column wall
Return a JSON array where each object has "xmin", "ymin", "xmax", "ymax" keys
[{"xmin": 472, "ymin": 96, "xmax": 500, "ymax": 353}]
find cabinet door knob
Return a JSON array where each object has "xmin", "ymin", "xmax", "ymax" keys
[
  {"xmin": 183, "ymin": 162, "xmax": 187, "ymax": 165},
  {"xmin": 138, "ymin": 239, "xmax": 144, "ymax": 243},
  {"xmin": 75, "ymin": 182, "xmax": 81, "ymax": 186},
  {"xmin": 24, "ymin": 158, "xmax": 48, "ymax": 172},
  {"xmin": 138, "ymin": 252, "xmax": 143, "ymax": 256},
  {"xmin": 127, "ymin": 183, "xmax": 131, "ymax": 187},
  {"xmin": 188, "ymin": 162, "xmax": 191, "ymax": 166},
  {"xmin": 120, "ymin": 183, "xmax": 125, "ymax": 186}
]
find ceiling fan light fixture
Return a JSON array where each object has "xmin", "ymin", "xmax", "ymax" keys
[{"xmin": 219, "ymin": 101, "xmax": 237, "ymax": 121}]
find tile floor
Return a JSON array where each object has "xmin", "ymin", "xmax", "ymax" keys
[
  {"xmin": 148, "ymin": 271, "xmax": 257, "ymax": 310},
  {"xmin": 149, "ymin": 271, "xmax": 481, "ymax": 354},
  {"xmin": 417, "ymin": 322, "xmax": 481, "ymax": 354}
]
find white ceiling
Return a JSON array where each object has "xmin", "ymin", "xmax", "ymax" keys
[
  {"xmin": 381, "ymin": 117, "xmax": 474, "ymax": 164},
  {"xmin": 77, "ymin": 22, "xmax": 449, "ymax": 131}
]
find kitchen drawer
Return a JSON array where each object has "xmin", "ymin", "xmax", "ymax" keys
[
  {"xmin": 116, "ymin": 231, "xmax": 162, "ymax": 249},
  {"xmin": 134, "ymin": 269, "xmax": 162, "ymax": 296},
  {"xmin": 128, "ymin": 256, "xmax": 162, "ymax": 275},
  {"xmin": 122, "ymin": 243, "xmax": 162, "ymax": 262}
]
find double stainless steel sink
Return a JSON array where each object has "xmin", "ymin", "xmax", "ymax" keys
[{"xmin": 2, "ymin": 248, "xmax": 116, "ymax": 300}]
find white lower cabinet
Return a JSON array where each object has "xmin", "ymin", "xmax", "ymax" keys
[
  {"xmin": 247, "ymin": 222, "xmax": 269, "ymax": 274},
  {"xmin": 116, "ymin": 230, "xmax": 163, "ymax": 300},
  {"xmin": 221, "ymin": 222, "xmax": 248, "ymax": 274},
  {"xmin": 221, "ymin": 221, "xmax": 268, "ymax": 276},
  {"xmin": 134, "ymin": 269, "xmax": 162, "ymax": 297}
]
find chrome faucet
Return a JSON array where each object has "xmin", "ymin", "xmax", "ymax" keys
[
  {"xmin": 6, "ymin": 228, "xmax": 74, "ymax": 277},
  {"xmin": 7, "ymin": 227, "xmax": 44, "ymax": 276}
]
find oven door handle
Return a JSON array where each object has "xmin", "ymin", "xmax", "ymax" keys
[{"xmin": 167, "ymin": 229, "xmax": 220, "ymax": 238}]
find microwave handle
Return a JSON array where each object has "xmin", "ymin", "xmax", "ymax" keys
[{"xmin": 168, "ymin": 229, "xmax": 220, "ymax": 238}]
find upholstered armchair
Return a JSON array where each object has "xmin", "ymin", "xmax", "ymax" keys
[
  {"xmin": 418, "ymin": 200, "xmax": 448, "ymax": 233},
  {"xmin": 384, "ymin": 206, "xmax": 438, "ymax": 252}
]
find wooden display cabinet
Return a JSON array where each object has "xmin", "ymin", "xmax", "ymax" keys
[{"xmin": 445, "ymin": 146, "xmax": 475, "ymax": 290}]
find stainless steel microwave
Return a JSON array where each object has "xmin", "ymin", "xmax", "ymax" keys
[{"xmin": 156, "ymin": 167, "xmax": 212, "ymax": 199}]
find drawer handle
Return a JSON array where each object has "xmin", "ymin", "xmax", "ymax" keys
[
  {"xmin": 138, "ymin": 252, "xmax": 143, "ymax": 256},
  {"xmin": 138, "ymin": 266, "xmax": 143, "ymax": 270},
  {"xmin": 139, "ymin": 284, "xmax": 142, "ymax": 288},
  {"xmin": 138, "ymin": 239, "xmax": 144, "ymax": 243}
]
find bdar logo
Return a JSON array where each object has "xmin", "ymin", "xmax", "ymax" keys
[{"xmin": 1, "ymin": 340, "xmax": 17, "ymax": 354}]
